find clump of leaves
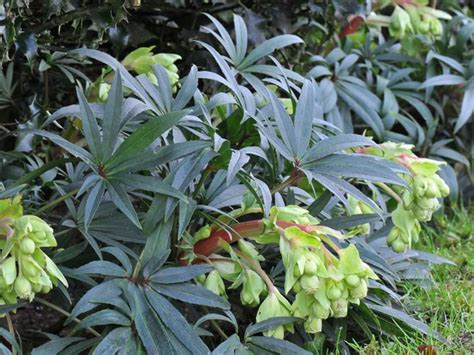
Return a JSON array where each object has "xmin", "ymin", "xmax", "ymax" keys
[{"xmin": 0, "ymin": 11, "xmax": 460, "ymax": 355}]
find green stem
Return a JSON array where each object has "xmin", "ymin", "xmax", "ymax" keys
[
  {"xmin": 5, "ymin": 313, "xmax": 16, "ymax": 355},
  {"xmin": 376, "ymin": 182, "xmax": 403, "ymax": 205},
  {"xmin": 36, "ymin": 188, "xmax": 79, "ymax": 215},
  {"xmin": 210, "ymin": 319, "xmax": 228, "ymax": 339},
  {"xmin": 35, "ymin": 297, "xmax": 101, "ymax": 337},
  {"xmin": 132, "ymin": 250, "xmax": 144, "ymax": 279},
  {"xmin": 201, "ymin": 305, "xmax": 229, "ymax": 340},
  {"xmin": 271, "ymin": 169, "xmax": 303, "ymax": 194},
  {"xmin": 233, "ymin": 248, "xmax": 275, "ymax": 293}
]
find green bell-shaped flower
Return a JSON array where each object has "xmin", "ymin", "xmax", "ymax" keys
[
  {"xmin": 204, "ymin": 270, "xmax": 227, "ymax": 298},
  {"xmin": 240, "ymin": 269, "xmax": 266, "ymax": 306},
  {"xmin": 256, "ymin": 290, "xmax": 293, "ymax": 339},
  {"xmin": 14, "ymin": 275, "xmax": 33, "ymax": 300}
]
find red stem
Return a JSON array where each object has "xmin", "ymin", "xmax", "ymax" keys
[
  {"xmin": 192, "ymin": 219, "xmax": 319, "ymax": 257},
  {"xmin": 340, "ymin": 16, "xmax": 364, "ymax": 37}
]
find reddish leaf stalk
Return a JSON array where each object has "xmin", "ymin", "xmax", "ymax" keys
[
  {"xmin": 340, "ymin": 16, "xmax": 364, "ymax": 37},
  {"xmin": 192, "ymin": 219, "xmax": 320, "ymax": 257}
]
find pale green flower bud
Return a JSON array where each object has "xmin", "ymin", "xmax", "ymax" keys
[
  {"xmin": 256, "ymin": 291, "xmax": 293, "ymax": 338},
  {"xmin": 414, "ymin": 175, "xmax": 428, "ymax": 197},
  {"xmin": 240, "ymin": 269, "xmax": 266, "ymax": 306},
  {"xmin": 194, "ymin": 225, "xmax": 211, "ymax": 242},
  {"xmin": 414, "ymin": 208, "xmax": 432, "ymax": 222},
  {"xmin": 14, "ymin": 276, "xmax": 33, "ymax": 300},
  {"xmin": 300, "ymin": 275, "xmax": 320, "ymax": 293},
  {"xmin": 32, "ymin": 283, "xmax": 42, "ymax": 293},
  {"xmin": 98, "ymin": 83, "xmax": 111, "ymax": 102},
  {"xmin": 432, "ymin": 175, "xmax": 449, "ymax": 197},
  {"xmin": 428, "ymin": 17, "xmax": 443, "ymax": 36},
  {"xmin": 331, "ymin": 298, "xmax": 349, "ymax": 318},
  {"xmin": 349, "ymin": 280, "xmax": 368, "ymax": 299},
  {"xmin": 304, "ymin": 317, "xmax": 322, "ymax": 333},
  {"xmin": 269, "ymin": 205, "xmax": 318, "ymax": 225},
  {"xmin": 389, "ymin": 6, "xmax": 413, "ymax": 39},
  {"xmin": 204, "ymin": 270, "xmax": 226, "ymax": 297},
  {"xmin": 312, "ymin": 302, "xmax": 330, "ymax": 320},
  {"xmin": 424, "ymin": 180, "xmax": 440, "ymax": 198},
  {"xmin": 416, "ymin": 197, "xmax": 437, "ymax": 210},
  {"xmin": 387, "ymin": 227, "xmax": 401, "ymax": 245},
  {"xmin": 1, "ymin": 257, "xmax": 17, "ymax": 286},
  {"xmin": 238, "ymin": 239, "xmax": 263, "ymax": 261},
  {"xmin": 304, "ymin": 253, "xmax": 320, "ymax": 275},
  {"xmin": 392, "ymin": 239, "xmax": 407, "ymax": 253},
  {"xmin": 327, "ymin": 286, "xmax": 342, "ymax": 301},
  {"xmin": 19, "ymin": 238, "xmax": 36, "ymax": 255},
  {"xmin": 345, "ymin": 274, "xmax": 360, "ymax": 288}
]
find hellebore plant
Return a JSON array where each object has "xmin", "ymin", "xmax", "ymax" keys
[{"xmin": 185, "ymin": 205, "xmax": 378, "ymax": 338}]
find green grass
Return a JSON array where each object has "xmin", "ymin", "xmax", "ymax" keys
[{"xmin": 351, "ymin": 206, "xmax": 474, "ymax": 354}]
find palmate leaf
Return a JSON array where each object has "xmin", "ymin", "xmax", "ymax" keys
[
  {"xmin": 37, "ymin": 96, "xmax": 190, "ymax": 229},
  {"xmin": 104, "ymin": 109, "xmax": 189, "ymax": 170},
  {"xmin": 202, "ymin": 14, "xmax": 302, "ymax": 71}
]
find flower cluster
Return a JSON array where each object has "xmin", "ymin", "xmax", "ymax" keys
[
  {"xmin": 389, "ymin": 4, "xmax": 446, "ymax": 39},
  {"xmin": 280, "ymin": 226, "xmax": 377, "ymax": 334},
  {"xmin": 0, "ymin": 197, "xmax": 67, "ymax": 306},
  {"xmin": 197, "ymin": 205, "xmax": 377, "ymax": 338},
  {"xmin": 363, "ymin": 142, "xmax": 449, "ymax": 252},
  {"xmin": 92, "ymin": 47, "xmax": 181, "ymax": 101}
]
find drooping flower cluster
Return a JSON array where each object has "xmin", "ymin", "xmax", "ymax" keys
[
  {"xmin": 279, "ymin": 225, "xmax": 377, "ymax": 334},
  {"xmin": 362, "ymin": 142, "xmax": 449, "ymax": 252},
  {"xmin": 0, "ymin": 197, "xmax": 67, "ymax": 306},
  {"xmin": 388, "ymin": 4, "xmax": 447, "ymax": 39},
  {"xmin": 196, "ymin": 205, "xmax": 377, "ymax": 338},
  {"xmin": 91, "ymin": 47, "xmax": 181, "ymax": 101}
]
